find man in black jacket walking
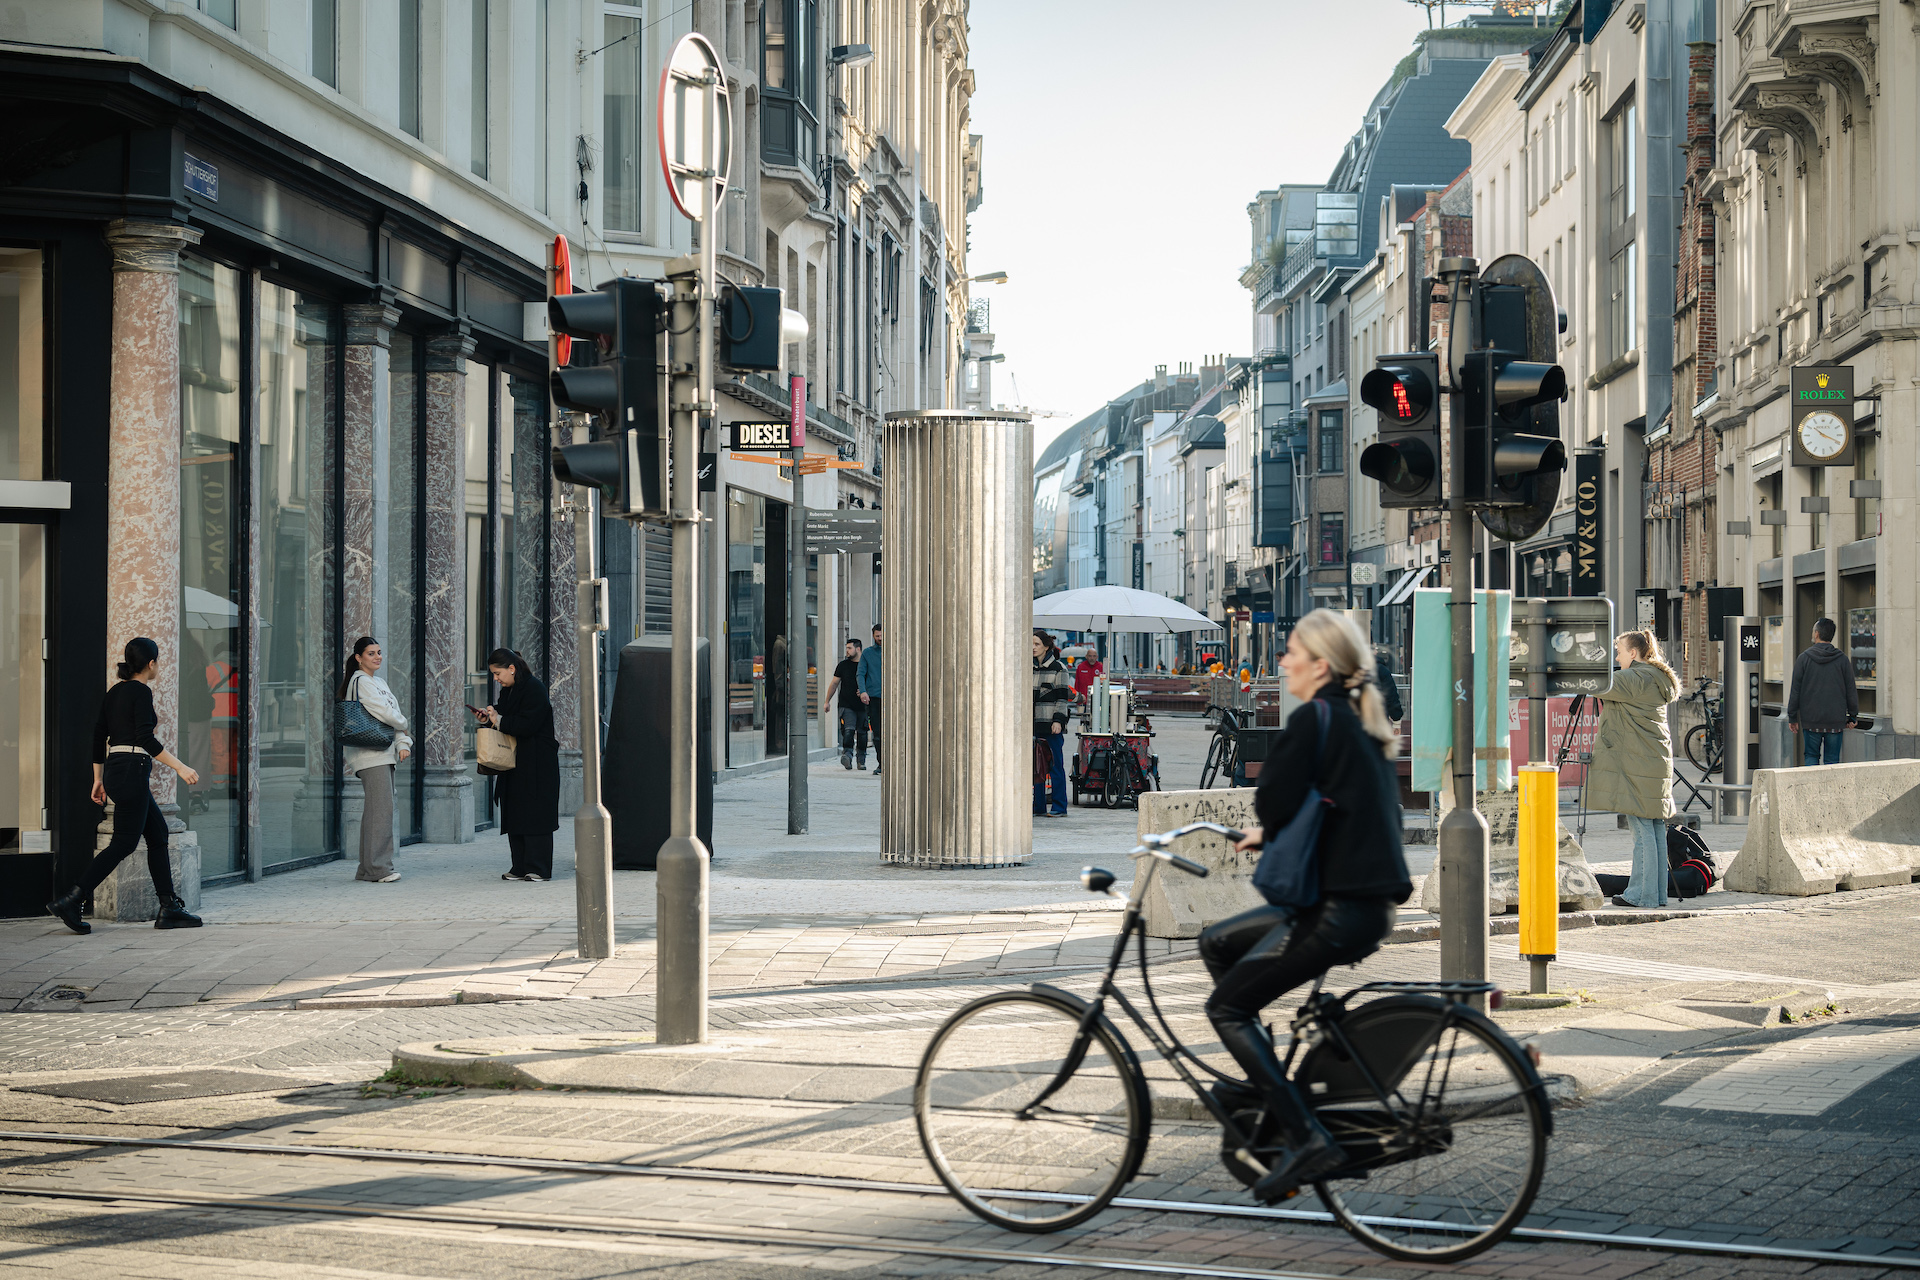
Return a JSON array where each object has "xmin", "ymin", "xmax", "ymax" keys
[{"xmin": 1787, "ymin": 617, "xmax": 1858, "ymax": 766}]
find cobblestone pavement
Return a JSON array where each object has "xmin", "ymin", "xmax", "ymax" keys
[{"xmin": 3, "ymin": 888, "xmax": 1920, "ymax": 1276}]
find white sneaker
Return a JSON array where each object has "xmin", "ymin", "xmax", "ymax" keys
[
  {"xmin": 522, "ymin": 873, "xmax": 546, "ymax": 882},
  {"xmin": 376, "ymin": 872, "xmax": 402, "ymax": 883}
]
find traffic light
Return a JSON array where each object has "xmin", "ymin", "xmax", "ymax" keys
[
  {"xmin": 719, "ymin": 284, "xmax": 781, "ymax": 371},
  {"xmin": 1464, "ymin": 283, "xmax": 1566, "ymax": 540},
  {"xmin": 1359, "ymin": 352, "xmax": 1442, "ymax": 507},
  {"xmin": 548, "ymin": 277, "xmax": 664, "ymax": 515}
]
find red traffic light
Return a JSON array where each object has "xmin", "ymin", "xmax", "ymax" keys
[{"xmin": 1360, "ymin": 364, "xmax": 1435, "ymax": 422}]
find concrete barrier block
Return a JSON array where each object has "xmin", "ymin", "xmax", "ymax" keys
[
  {"xmin": 1420, "ymin": 787, "xmax": 1603, "ymax": 914},
  {"xmin": 1136, "ymin": 789, "xmax": 1264, "ymax": 938},
  {"xmin": 1723, "ymin": 761, "xmax": 1920, "ymax": 895}
]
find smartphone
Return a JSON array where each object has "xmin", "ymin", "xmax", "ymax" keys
[{"xmin": 466, "ymin": 704, "xmax": 488, "ymax": 719}]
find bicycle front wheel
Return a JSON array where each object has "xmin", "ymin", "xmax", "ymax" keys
[
  {"xmin": 915, "ymin": 991, "xmax": 1149, "ymax": 1232},
  {"xmin": 1307, "ymin": 1001, "xmax": 1548, "ymax": 1264}
]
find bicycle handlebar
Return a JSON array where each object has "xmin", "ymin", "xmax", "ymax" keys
[{"xmin": 1131, "ymin": 821, "xmax": 1248, "ymax": 878}]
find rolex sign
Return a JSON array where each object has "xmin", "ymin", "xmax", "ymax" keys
[{"xmin": 1790, "ymin": 365, "xmax": 1855, "ymax": 467}]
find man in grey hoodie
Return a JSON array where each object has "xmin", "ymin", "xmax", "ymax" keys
[{"xmin": 1787, "ymin": 617, "xmax": 1858, "ymax": 766}]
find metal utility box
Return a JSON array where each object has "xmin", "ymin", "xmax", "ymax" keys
[
  {"xmin": 1721, "ymin": 614, "xmax": 1762, "ymax": 817},
  {"xmin": 604, "ymin": 636, "xmax": 714, "ymax": 869}
]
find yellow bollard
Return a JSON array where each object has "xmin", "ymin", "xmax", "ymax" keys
[{"xmin": 1517, "ymin": 765, "xmax": 1559, "ymax": 994}]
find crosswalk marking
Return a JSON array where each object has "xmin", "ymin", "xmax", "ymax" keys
[{"xmin": 1662, "ymin": 1024, "xmax": 1920, "ymax": 1115}]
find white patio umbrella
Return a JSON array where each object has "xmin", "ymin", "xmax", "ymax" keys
[
  {"xmin": 1030, "ymin": 586, "xmax": 1223, "ymax": 634},
  {"xmin": 182, "ymin": 585, "xmax": 240, "ymax": 631}
]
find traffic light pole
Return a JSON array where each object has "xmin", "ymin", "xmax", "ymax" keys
[
  {"xmin": 788, "ymin": 409, "xmax": 808, "ymax": 835},
  {"xmin": 574, "ymin": 469, "xmax": 615, "ymax": 959},
  {"xmin": 655, "ymin": 72, "xmax": 721, "ymax": 1044},
  {"xmin": 1436, "ymin": 256, "xmax": 1489, "ymax": 993}
]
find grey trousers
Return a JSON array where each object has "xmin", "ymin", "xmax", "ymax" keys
[{"xmin": 355, "ymin": 764, "xmax": 396, "ymax": 880}]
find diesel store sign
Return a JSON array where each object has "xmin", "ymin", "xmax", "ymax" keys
[{"xmin": 731, "ymin": 420, "xmax": 792, "ymax": 450}]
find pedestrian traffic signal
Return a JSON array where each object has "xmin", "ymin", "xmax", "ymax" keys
[
  {"xmin": 1359, "ymin": 352, "xmax": 1442, "ymax": 508},
  {"xmin": 548, "ymin": 278, "xmax": 664, "ymax": 515},
  {"xmin": 1463, "ymin": 283, "xmax": 1566, "ymax": 539}
]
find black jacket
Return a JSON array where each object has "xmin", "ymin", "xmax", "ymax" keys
[
  {"xmin": 1253, "ymin": 684, "xmax": 1412, "ymax": 902},
  {"xmin": 1033, "ymin": 655, "xmax": 1074, "ymax": 739},
  {"xmin": 1374, "ymin": 652, "xmax": 1404, "ymax": 722},
  {"xmin": 491, "ymin": 673, "xmax": 561, "ymax": 835},
  {"xmin": 1786, "ymin": 642, "xmax": 1858, "ymax": 733}
]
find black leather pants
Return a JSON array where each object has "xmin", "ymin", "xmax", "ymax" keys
[{"xmin": 1201, "ymin": 897, "xmax": 1396, "ymax": 1141}]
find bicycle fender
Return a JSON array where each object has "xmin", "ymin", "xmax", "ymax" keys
[{"xmin": 1297, "ymin": 996, "xmax": 1555, "ymax": 1138}]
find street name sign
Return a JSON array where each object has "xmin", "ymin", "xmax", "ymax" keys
[{"xmin": 805, "ymin": 511, "xmax": 882, "ymax": 554}]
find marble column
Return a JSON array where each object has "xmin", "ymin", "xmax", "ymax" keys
[
  {"xmin": 549, "ymin": 460, "xmax": 584, "ymax": 816},
  {"xmin": 95, "ymin": 219, "xmax": 204, "ymax": 920},
  {"xmin": 337, "ymin": 302, "xmax": 399, "ymax": 858},
  {"xmin": 421, "ymin": 330, "xmax": 477, "ymax": 843}
]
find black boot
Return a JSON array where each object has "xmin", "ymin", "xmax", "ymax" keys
[
  {"xmin": 46, "ymin": 888, "xmax": 90, "ymax": 935},
  {"xmin": 1213, "ymin": 1015, "xmax": 1345, "ymax": 1203},
  {"xmin": 155, "ymin": 893, "xmax": 203, "ymax": 930}
]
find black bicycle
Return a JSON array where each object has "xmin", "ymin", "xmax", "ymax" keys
[
  {"xmin": 914, "ymin": 822, "xmax": 1553, "ymax": 1264},
  {"xmin": 1679, "ymin": 677, "xmax": 1724, "ymax": 776},
  {"xmin": 1199, "ymin": 705, "xmax": 1244, "ymax": 788}
]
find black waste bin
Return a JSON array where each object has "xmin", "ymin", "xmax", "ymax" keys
[{"xmin": 604, "ymin": 636, "xmax": 714, "ymax": 869}]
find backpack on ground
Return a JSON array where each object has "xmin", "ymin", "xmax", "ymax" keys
[{"xmin": 1666, "ymin": 823, "xmax": 1718, "ymax": 899}]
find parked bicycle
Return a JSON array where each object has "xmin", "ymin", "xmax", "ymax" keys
[
  {"xmin": 1199, "ymin": 704, "xmax": 1244, "ymax": 788},
  {"xmin": 1679, "ymin": 676, "xmax": 1724, "ymax": 776},
  {"xmin": 915, "ymin": 822, "xmax": 1553, "ymax": 1264}
]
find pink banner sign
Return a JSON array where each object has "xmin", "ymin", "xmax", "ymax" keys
[{"xmin": 790, "ymin": 374, "xmax": 806, "ymax": 450}]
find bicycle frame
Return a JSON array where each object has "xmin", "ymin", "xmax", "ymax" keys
[{"xmin": 1032, "ymin": 835, "xmax": 1498, "ymax": 1179}]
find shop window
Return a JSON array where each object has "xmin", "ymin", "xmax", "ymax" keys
[
  {"xmin": 464, "ymin": 361, "xmax": 495, "ymax": 825},
  {"xmin": 1855, "ymin": 432, "xmax": 1878, "ymax": 541},
  {"xmin": 179, "ymin": 258, "xmax": 245, "ymax": 879},
  {"xmin": 388, "ymin": 333, "xmax": 424, "ymax": 842},
  {"xmin": 604, "ymin": 9, "xmax": 645, "ymax": 231},
  {"xmin": 0, "ymin": 247, "xmax": 43, "ymax": 481}
]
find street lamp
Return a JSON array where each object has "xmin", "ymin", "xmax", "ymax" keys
[
  {"xmin": 830, "ymin": 43, "xmax": 874, "ymax": 67},
  {"xmin": 969, "ymin": 271, "xmax": 1009, "ymax": 284}
]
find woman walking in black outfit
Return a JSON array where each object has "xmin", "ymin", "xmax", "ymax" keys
[
  {"xmin": 48, "ymin": 638, "xmax": 204, "ymax": 933},
  {"xmin": 476, "ymin": 648, "xmax": 560, "ymax": 881},
  {"xmin": 1201, "ymin": 609, "xmax": 1411, "ymax": 1203}
]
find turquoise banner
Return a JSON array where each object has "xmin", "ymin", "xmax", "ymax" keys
[{"xmin": 1410, "ymin": 587, "xmax": 1511, "ymax": 794}]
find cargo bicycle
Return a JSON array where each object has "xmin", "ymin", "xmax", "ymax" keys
[{"xmin": 913, "ymin": 822, "xmax": 1554, "ymax": 1263}]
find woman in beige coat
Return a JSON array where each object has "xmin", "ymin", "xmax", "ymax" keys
[{"xmin": 1585, "ymin": 630, "xmax": 1678, "ymax": 907}]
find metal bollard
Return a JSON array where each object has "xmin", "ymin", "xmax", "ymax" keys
[{"xmin": 1517, "ymin": 764, "xmax": 1558, "ymax": 994}]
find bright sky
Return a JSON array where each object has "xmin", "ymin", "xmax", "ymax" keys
[{"xmin": 965, "ymin": 0, "xmax": 1434, "ymax": 454}]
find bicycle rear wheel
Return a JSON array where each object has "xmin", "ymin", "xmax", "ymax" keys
[
  {"xmin": 1683, "ymin": 722, "xmax": 1720, "ymax": 776},
  {"xmin": 915, "ymin": 991, "xmax": 1149, "ymax": 1232},
  {"xmin": 1305, "ymin": 1000, "xmax": 1548, "ymax": 1264}
]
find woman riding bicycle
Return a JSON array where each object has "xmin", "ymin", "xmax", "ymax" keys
[{"xmin": 1207, "ymin": 608, "xmax": 1411, "ymax": 1204}]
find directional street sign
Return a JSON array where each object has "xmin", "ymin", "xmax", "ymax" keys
[
  {"xmin": 805, "ymin": 511, "xmax": 882, "ymax": 554},
  {"xmin": 1508, "ymin": 596, "xmax": 1615, "ymax": 698}
]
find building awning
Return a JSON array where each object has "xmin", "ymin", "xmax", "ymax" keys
[{"xmin": 1377, "ymin": 565, "xmax": 1434, "ymax": 607}]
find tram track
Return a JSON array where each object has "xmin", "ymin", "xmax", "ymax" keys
[{"xmin": 1, "ymin": 1128, "xmax": 1912, "ymax": 1272}]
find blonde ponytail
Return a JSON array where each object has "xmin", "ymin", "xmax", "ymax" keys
[
  {"xmin": 1292, "ymin": 609, "xmax": 1400, "ymax": 758},
  {"xmin": 1619, "ymin": 629, "xmax": 1678, "ymax": 699}
]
